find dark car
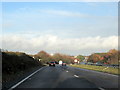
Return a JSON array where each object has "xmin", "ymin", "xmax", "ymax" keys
[
  {"xmin": 49, "ymin": 62, "xmax": 55, "ymax": 67},
  {"xmin": 62, "ymin": 63, "xmax": 66, "ymax": 66},
  {"xmin": 55, "ymin": 61, "xmax": 59, "ymax": 64},
  {"xmin": 87, "ymin": 62, "xmax": 94, "ymax": 65}
]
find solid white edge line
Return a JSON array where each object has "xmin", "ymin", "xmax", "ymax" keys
[{"xmin": 8, "ymin": 67, "xmax": 44, "ymax": 90}]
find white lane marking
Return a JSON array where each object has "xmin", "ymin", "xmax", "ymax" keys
[
  {"xmin": 98, "ymin": 87, "xmax": 105, "ymax": 90},
  {"xmin": 66, "ymin": 71, "xmax": 69, "ymax": 72},
  {"xmin": 8, "ymin": 67, "xmax": 45, "ymax": 90},
  {"xmin": 74, "ymin": 75, "xmax": 79, "ymax": 78}
]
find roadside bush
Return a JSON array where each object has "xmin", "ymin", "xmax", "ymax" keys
[{"xmin": 2, "ymin": 51, "xmax": 42, "ymax": 82}]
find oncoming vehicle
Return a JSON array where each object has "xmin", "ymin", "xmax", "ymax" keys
[
  {"xmin": 62, "ymin": 62, "xmax": 66, "ymax": 66},
  {"xmin": 49, "ymin": 62, "xmax": 55, "ymax": 67}
]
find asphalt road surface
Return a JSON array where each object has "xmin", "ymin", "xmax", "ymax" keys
[{"xmin": 11, "ymin": 65, "xmax": 118, "ymax": 89}]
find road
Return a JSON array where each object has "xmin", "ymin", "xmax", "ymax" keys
[{"xmin": 10, "ymin": 65, "xmax": 118, "ymax": 89}]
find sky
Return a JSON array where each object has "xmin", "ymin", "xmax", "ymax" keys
[{"xmin": 1, "ymin": 2, "xmax": 118, "ymax": 56}]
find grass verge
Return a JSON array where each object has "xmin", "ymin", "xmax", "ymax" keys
[{"xmin": 70, "ymin": 64, "xmax": 119, "ymax": 75}]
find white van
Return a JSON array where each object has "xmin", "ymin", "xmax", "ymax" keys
[{"xmin": 59, "ymin": 60, "xmax": 63, "ymax": 64}]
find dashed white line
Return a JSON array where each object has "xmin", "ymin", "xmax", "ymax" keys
[
  {"xmin": 66, "ymin": 71, "xmax": 69, "ymax": 72},
  {"xmin": 74, "ymin": 75, "xmax": 79, "ymax": 78},
  {"xmin": 98, "ymin": 87, "xmax": 105, "ymax": 90},
  {"xmin": 8, "ymin": 67, "xmax": 44, "ymax": 90}
]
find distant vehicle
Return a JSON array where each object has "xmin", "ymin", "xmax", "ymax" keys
[
  {"xmin": 49, "ymin": 62, "xmax": 55, "ymax": 67},
  {"xmin": 109, "ymin": 64, "xmax": 119, "ymax": 68},
  {"xmin": 95, "ymin": 62, "xmax": 103, "ymax": 66},
  {"xmin": 59, "ymin": 60, "xmax": 63, "ymax": 64},
  {"xmin": 80, "ymin": 62, "xmax": 87, "ymax": 65},
  {"xmin": 62, "ymin": 63, "xmax": 66, "ymax": 66},
  {"xmin": 55, "ymin": 61, "xmax": 59, "ymax": 64},
  {"xmin": 87, "ymin": 62, "xmax": 94, "ymax": 65}
]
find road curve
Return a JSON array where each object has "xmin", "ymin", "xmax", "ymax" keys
[{"xmin": 10, "ymin": 65, "xmax": 118, "ymax": 89}]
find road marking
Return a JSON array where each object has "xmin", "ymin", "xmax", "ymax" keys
[
  {"xmin": 98, "ymin": 87, "xmax": 105, "ymax": 90},
  {"xmin": 74, "ymin": 75, "xmax": 79, "ymax": 78},
  {"xmin": 8, "ymin": 67, "xmax": 44, "ymax": 90},
  {"xmin": 66, "ymin": 71, "xmax": 69, "ymax": 72}
]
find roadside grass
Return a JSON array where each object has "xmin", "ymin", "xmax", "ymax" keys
[{"xmin": 70, "ymin": 64, "xmax": 119, "ymax": 75}]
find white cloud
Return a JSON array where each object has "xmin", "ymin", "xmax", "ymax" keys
[
  {"xmin": 42, "ymin": 10, "xmax": 88, "ymax": 17},
  {"xmin": 2, "ymin": 34, "xmax": 118, "ymax": 55},
  {"xmin": 1, "ymin": 0, "xmax": 119, "ymax": 2}
]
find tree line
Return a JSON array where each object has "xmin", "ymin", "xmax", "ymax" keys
[
  {"xmin": 87, "ymin": 49, "xmax": 119, "ymax": 64},
  {"xmin": 32, "ymin": 51, "xmax": 75, "ymax": 64},
  {"xmin": 32, "ymin": 49, "xmax": 119, "ymax": 65}
]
